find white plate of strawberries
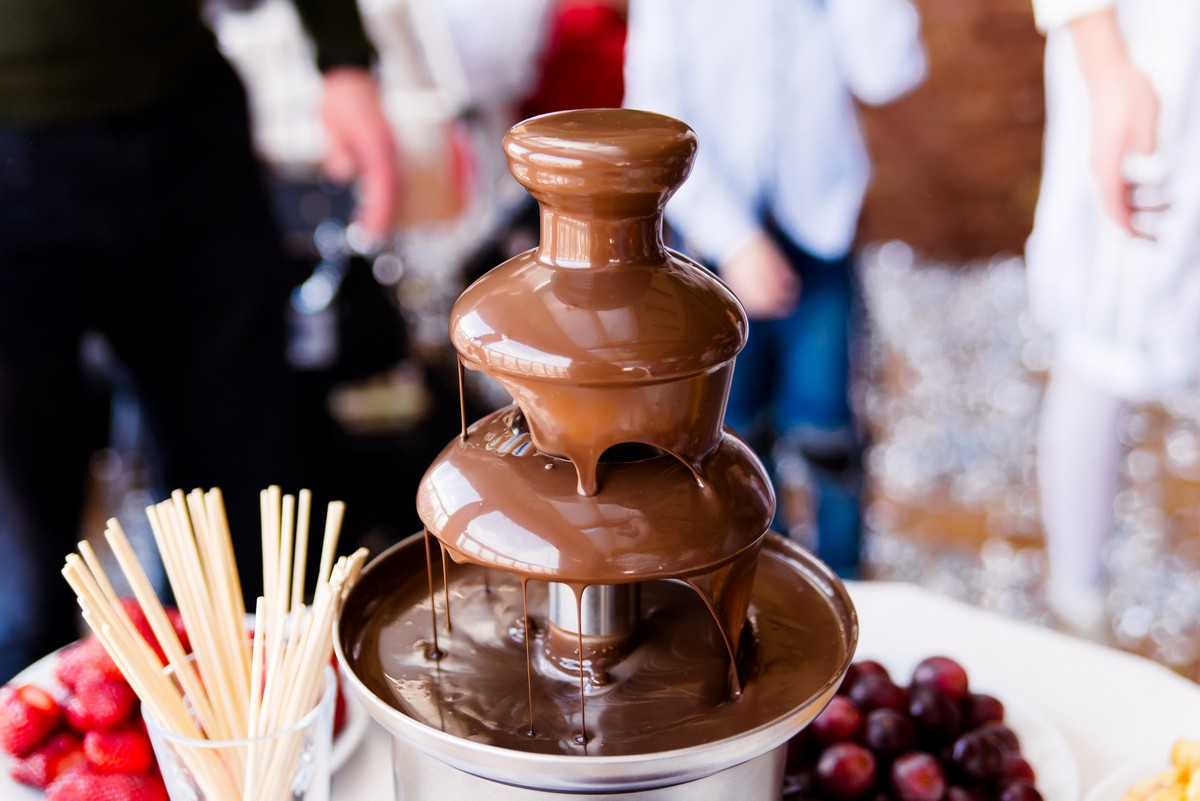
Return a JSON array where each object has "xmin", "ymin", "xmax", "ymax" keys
[
  {"xmin": 0, "ymin": 600, "xmax": 366, "ymax": 800},
  {"xmin": 1, "ymin": 626, "xmax": 173, "ymax": 800}
]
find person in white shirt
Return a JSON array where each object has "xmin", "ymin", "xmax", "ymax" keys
[
  {"xmin": 623, "ymin": 0, "xmax": 925, "ymax": 577},
  {"xmin": 1027, "ymin": 0, "xmax": 1200, "ymax": 636}
]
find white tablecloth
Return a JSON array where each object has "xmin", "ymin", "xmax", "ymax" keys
[{"xmin": 333, "ymin": 580, "xmax": 1200, "ymax": 801}]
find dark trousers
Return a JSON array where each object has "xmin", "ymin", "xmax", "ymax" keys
[
  {"xmin": 721, "ymin": 223, "xmax": 863, "ymax": 578},
  {"xmin": 0, "ymin": 55, "xmax": 296, "ymax": 680}
]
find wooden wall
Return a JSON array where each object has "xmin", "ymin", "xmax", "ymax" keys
[{"xmin": 858, "ymin": 0, "xmax": 1047, "ymax": 261}]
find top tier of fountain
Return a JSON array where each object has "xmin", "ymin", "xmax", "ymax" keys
[{"xmin": 453, "ymin": 109, "xmax": 749, "ymax": 491}]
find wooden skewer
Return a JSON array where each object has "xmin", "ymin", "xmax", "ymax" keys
[
  {"xmin": 245, "ymin": 596, "xmax": 268, "ymax": 797},
  {"xmin": 63, "ymin": 486, "xmax": 364, "ymax": 801},
  {"xmin": 291, "ymin": 490, "xmax": 312, "ymax": 614},
  {"xmin": 259, "ymin": 550, "xmax": 365, "ymax": 801},
  {"xmin": 101, "ymin": 523, "xmax": 221, "ymax": 737},
  {"xmin": 69, "ymin": 578, "xmax": 240, "ymax": 801},
  {"xmin": 149, "ymin": 501, "xmax": 237, "ymax": 743},
  {"xmin": 260, "ymin": 488, "xmax": 279, "ymax": 634},
  {"xmin": 189, "ymin": 489, "xmax": 250, "ymax": 733},
  {"xmin": 164, "ymin": 494, "xmax": 244, "ymax": 744},
  {"xmin": 316, "ymin": 501, "xmax": 346, "ymax": 590},
  {"xmin": 73, "ymin": 542, "xmax": 169, "ymax": 678},
  {"xmin": 277, "ymin": 494, "xmax": 295, "ymax": 625},
  {"xmin": 62, "ymin": 559, "xmax": 161, "ymax": 681}
]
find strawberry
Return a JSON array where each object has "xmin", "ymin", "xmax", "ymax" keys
[
  {"xmin": 120, "ymin": 598, "xmax": 164, "ymax": 662},
  {"xmin": 330, "ymin": 654, "xmax": 347, "ymax": 736},
  {"xmin": 64, "ymin": 679, "xmax": 138, "ymax": 732},
  {"xmin": 165, "ymin": 606, "xmax": 190, "ymax": 654},
  {"xmin": 10, "ymin": 731, "xmax": 86, "ymax": 788},
  {"xmin": 130, "ymin": 772, "xmax": 169, "ymax": 801},
  {"xmin": 54, "ymin": 637, "xmax": 125, "ymax": 690},
  {"xmin": 83, "ymin": 724, "xmax": 155, "ymax": 774},
  {"xmin": 118, "ymin": 598, "xmax": 190, "ymax": 663},
  {"xmin": 333, "ymin": 680, "xmax": 347, "ymax": 737},
  {"xmin": 46, "ymin": 768, "xmax": 167, "ymax": 801},
  {"xmin": 0, "ymin": 683, "xmax": 64, "ymax": 756}
]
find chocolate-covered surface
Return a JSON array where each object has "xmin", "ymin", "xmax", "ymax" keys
[
  {"xmin": 336, "ymin": 110, "xmax": 855, "ymax": 787},
  {"xmin": 339, "ymin": 534, "xmax": 852, "ymax": 757}
]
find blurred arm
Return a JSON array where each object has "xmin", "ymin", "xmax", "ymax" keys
[
  {"xmin": 291, "ymin": 0, "xmax": 401, "ymax": 241},
  {"xmin": 826, "ymin": 0, "xmax": 927, "ymax": 106},
  {"xmin": 1063, "ymin": 7, "xmax": 1159, "ymax": 234},
  {"xmin": 1031, "ymin": 0, "xmax": 1112, "ymax": 33},
  {"xmin": 718, "ymin": 233, "xmax": 802, "ymax": 320}
]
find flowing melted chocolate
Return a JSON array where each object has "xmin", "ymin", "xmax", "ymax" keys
[{"xmin": 344, "ymin": 536, "xmax": 850, "ymax": 756}]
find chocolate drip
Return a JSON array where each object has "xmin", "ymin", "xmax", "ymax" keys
[
  {"xmin": 575, "ymin": 584, "xmax": 588, "ymax": 751},
  {"xmin": 441, "ymin": 544, "xmax": 453, "ymax": 633},
  {"xmin": 422, "ymin": 529, "xmax": 442, "ymax": 661},
  {"xmin": 521, "ymin": 578, "xmax": 536, "ymax": 738}
]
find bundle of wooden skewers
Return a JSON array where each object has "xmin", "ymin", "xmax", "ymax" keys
[{"xmin": 61, "ymin": 486, "xmax": 368, "ymax": 801}]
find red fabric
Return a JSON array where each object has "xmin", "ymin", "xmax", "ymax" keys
[{"xmin": 520, "ymin": 3, "xmax": 627, "ymax": 118}]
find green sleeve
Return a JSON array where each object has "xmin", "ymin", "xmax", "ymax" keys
[{"xmin": 290, "ymin": 0, "xmax": 377, "ymax": 71}]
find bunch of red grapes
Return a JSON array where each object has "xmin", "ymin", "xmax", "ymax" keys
[{"xmin": 785, "ymin": 657, "xmax": 1043, "ymax": 801}]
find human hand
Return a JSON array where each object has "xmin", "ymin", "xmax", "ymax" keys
[
  {"xmin": 719, "ymin": 232, "xmax": 800, "ymax": 320},
  {"xmin": 1070, "ymin": 10, "xmax": 1160, "ymax": 236},
  {"xmin": 319, "ymin": 68, "xmax": 402, "ymax": 242},
  {"xmin": 1087, "ymin": 63, "xmax": 1159, "ymax": 235}
]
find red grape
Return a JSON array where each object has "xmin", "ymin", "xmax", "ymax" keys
[
  {"xmin": 999, "ymin": 779, "xmax": 1044, "ymax": 801},
  {"xmin": 811, "ymin": 696, "xmax": 863, "ymax": 745},
  {"xmin": 816, "ymin": 742, "xmax": 878, "ymax": 800},
  {"xmin": 946, "ymin": 785, "xmax": 986, "ymax": 801},
  {"xmin": 911, "ymin": 656, "xmax": 970, "ymax": 703},
  {"xmin": 891, "ymin": 752, "xmax": 946, "ymax": 801},
  {"xmin": 841, "ymin": 660, "xmax": 891, "ymax": 696},
  {"xmin": 962, "ymin": 693, "xmax": 1005, "ymax": 728},
  {"xmin": 976, "ymin": 723, "xmax": 1020, "ymax": 754},
  {"xmin": 849, "ymin": 674, "xmax": 909, "ymax": 714},
  {"xmin": 907, "ymin": 686, "xmax": 962, "ymax": 744},
  {"xmin": 863, "ymin": 708, "xmax": 917, "ymax": 758},
  {"xmin": 949, "ymin": 731, "xmax": 1006, "ymax": 783},
  {"xmin": 1003, "ymin": 753, "xmax": 1037, "ymax": 783}
]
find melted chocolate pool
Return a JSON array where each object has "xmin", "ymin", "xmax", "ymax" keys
[{"xmin": 339, "ymin": 534, "xmax": 852, "ymax": 756}]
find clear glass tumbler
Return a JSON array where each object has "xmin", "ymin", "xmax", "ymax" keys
[{"xmin": 144, "ymin": 664, "xmax": 336, "ymax": 801}]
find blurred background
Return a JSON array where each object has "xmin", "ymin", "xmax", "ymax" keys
[{"xmin": 76, "ymin": 0, "xmax": 1200, "ymax": 685}]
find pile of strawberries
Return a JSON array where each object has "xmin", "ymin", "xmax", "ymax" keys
[
  {"xmin": 3, "ymin": 599, "xmax": 352, "ymax": 800},
  {"xmin": 0, "ymin": 600, "xmax": 187, "ymax": 800}
]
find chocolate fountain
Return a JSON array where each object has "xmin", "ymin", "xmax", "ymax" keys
[{"xmin": 335, "ymin": 109, "xmax": 857, "ymax": 800}]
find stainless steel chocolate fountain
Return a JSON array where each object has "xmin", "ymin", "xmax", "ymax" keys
[{"xmin": 335, "ymin": 109, "xmax": 858, "ymax": 800}]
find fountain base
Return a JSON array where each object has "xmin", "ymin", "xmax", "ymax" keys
[
  {"xmin": 389, "ymin": 737, "xmax": 786, "ymax": 800},
  {"xmin": 335, "ymin": 532, "xmax": 856, "ymax": 799}
]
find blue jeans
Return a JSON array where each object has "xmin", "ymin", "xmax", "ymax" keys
[{"xmin": 722, "ymin": 228, "xmax": 863, "ymax": 578}]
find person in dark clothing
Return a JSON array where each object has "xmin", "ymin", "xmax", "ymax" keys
[{"xmin": 0, "ymin": 0, "xmax": 400, "ymax": 681}]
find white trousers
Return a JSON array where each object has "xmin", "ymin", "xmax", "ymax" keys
[{"xmin": 1036, "ymin": 363, "xmax": 1125, "ymax": 591}]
